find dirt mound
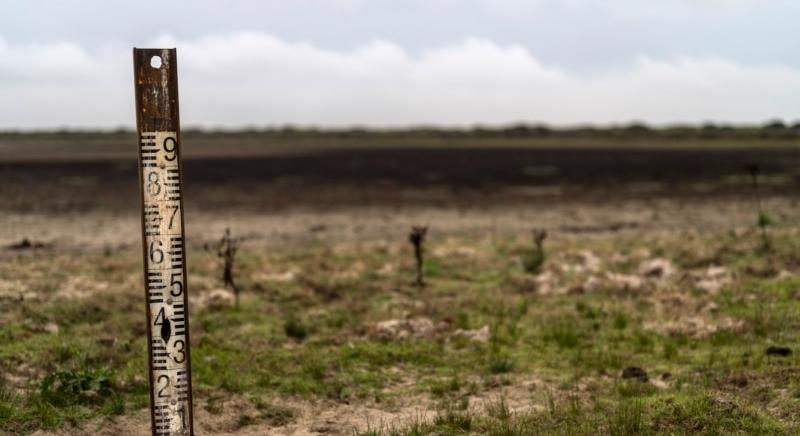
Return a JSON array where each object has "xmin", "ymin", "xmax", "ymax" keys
[
  {"xmin": 370, "ymin": 317, "xmax": 444, "ymax": 341},
  {"xmin": 192, "ymin": 288, "xmax": 236, "ymax": 312}
]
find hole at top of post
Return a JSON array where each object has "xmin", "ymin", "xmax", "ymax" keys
[{"xmin": 150, "ymin": 55, "xmax": 162, "ymax": 69}]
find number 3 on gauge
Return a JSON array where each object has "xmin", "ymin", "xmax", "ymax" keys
[{"xmin": 173, "ymin": 339, "xmax": 185, "ymax": 363}]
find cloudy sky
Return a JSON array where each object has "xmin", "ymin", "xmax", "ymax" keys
[{"xmin": 1, "ymin": 0, "xmax": 798, "ymax": 129}]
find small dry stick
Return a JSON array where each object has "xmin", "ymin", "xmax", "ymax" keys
[
  {"xmin": 533, "ymin": 229, "xmax": 547, "ymax": 253},
  {"xmin": 746, "ymin": 164, "xmax": 771, "ymax": 250},
  {"xmin": 217, "ymin": 228, "xmax": 240, "ymax": 308},
  {"xmin": 409, "ymin": 226, "xmax": 428, "ymax": 287}
]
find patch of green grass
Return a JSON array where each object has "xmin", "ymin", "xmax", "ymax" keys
[
  {"xmin": 487, "ymin": 353, "xmax": 515, "ymax": 375},
  {"xmin": 607, "ymin": 399, "xmax": 644, "ymax": 436},
  {"xmin": 426, "ymin": 375, "xmax": 462, "ymax": 397},
  {"xmin": 424, "ymin": 258, "xmax": 445, "ymax": 278},
  {"xmin": 359, "ymin": 390, "xmax": 798, "ymax": 435},
  {"xmin": 662, "ymin": 340, "xmax": 679, "ymax": 361},
  {"xmin": 0, "ymin": 366, "xmax": 124, "ymax": 433},
  {"xmin": 542, "ymin": 318, "xmax": 581, "ymax": 349},
  {"xmin": 616, "ymin": 380, "xmax": 656, "ymax": 398},
  {"xmin": 649, "ymin": 394, "xmax": 786, "ymax": 434},
  {"xmin": 612, "ymin": 312, "xmax": 628, "ymax": 330},
  {"xmin": 40, "ymin": 366, "xmax": 114, "ymax": 407},
  {"xmin": 576, "ymin": 301, "xmax": 602, "ymax": 320},
  {"xmin": 6, "ymin": 228, "xmax": 800, "ymax": 433}
]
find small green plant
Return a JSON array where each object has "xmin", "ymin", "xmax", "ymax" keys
[
  {"xmin": 543, "ymin": 319, "xmax": 580, "ymax": 349},
  {"xmin": 662, "ymin": 341, "xmax": 678, "ymax": 360},
  {"xmin": 612, "ymin": 312, "xmax": 628, "ymax": 330},
  {"xmin": 576, "ymin": 301, "xmax": 601, "ymax": 319},
  {"xmin": 486, "ymin": 397, "xmax": 511, "ymax": 420},
  {"xmin": 487, "ymin": 353, "xmax": 515, "ymax": 374},
  {"xmin": 607, "ymin": 399, "xmax": 644, "ymax": 435},
  {"xmin": 428, "ymin": 375, "xmax": 462, "ymax": 397},
  {"xmin": 523, "ymin": 229, "xmax": 547, "ymax": 274},
  {"xmin": 432, "ymin": 406, "xmax": 473, "ymax": 431},
  {"xmin": 40, "ymin": 367, "xmax": 114, "ymax": 407}
]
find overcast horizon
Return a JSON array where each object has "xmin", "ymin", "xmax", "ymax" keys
[{"xmin": 2, "ymin": 0, "xmax": 799, "ymax": 129}]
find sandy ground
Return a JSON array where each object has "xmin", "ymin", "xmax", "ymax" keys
[
  {"xmin": 28, "ymin": 379, "xmax": 550, "ymax": 435},
  {"xmin": 4, "ymin": 196, "xmax": 797, "ymax": 252}
]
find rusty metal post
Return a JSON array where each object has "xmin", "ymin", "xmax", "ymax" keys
[{"xmin": 133, "ymin": 48, "xmax": 194, "ymax": 435}]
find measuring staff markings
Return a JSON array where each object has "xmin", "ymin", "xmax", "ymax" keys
[{"xmin": 140, "ymin": 131, "xmax": 190, "ymax": 434}]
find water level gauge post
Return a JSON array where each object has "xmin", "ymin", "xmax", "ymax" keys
[{"xmin": 133, "ymin": 48, "xmax": 194, "ymax": 436}]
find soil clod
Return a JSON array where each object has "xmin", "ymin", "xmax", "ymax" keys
[
  {"xmin": 7, "ymin": 237, "xmax": 48, "ymax": 250},
  {"xmin": 621, "ymin": 366, "xmax": 649, "ymax": 382},
  {"xmin": 766, "ymin": 346, "xmax": 792, "ymax": 357}
]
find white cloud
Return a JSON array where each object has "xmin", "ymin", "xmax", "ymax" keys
[{"xmin": 1, "ymin": 32, "xmax": 799, "ymax": 129}]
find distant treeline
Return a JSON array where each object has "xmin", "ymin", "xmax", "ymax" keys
[{"xmin": 3, "ymin": 120, "xmax": 800, "ymax": 140}]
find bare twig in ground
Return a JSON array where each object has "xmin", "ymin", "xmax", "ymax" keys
[
  {"xmin": 217, "ymin": 227, "xmax": 240, "ymax": 308},
  {"xmin": 534, "ymin": 229, "xmax": 547, "ymax": 252},
  {"xmin": 746, "ymin": 164, "xmax": 771, "ymax": 251},
  {"xmin": 409, "ymin": 226, "xmax": 428, "ymax": 287},
  {"xmin": 523, "ymin": 229, "xmax": 548, "ymax": 274}
]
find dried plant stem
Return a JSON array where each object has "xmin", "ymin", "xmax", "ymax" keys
[
  {"xmin": 218, "ymin": 227, "xmax": 240, "ymax": 308},
  {"xmin": 748, "ymin": 165, "xmax": 771, "ymax": 250},
  {"xmin": 409, "ymin": 226, "xmax": 428, "ymax": 287}
]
